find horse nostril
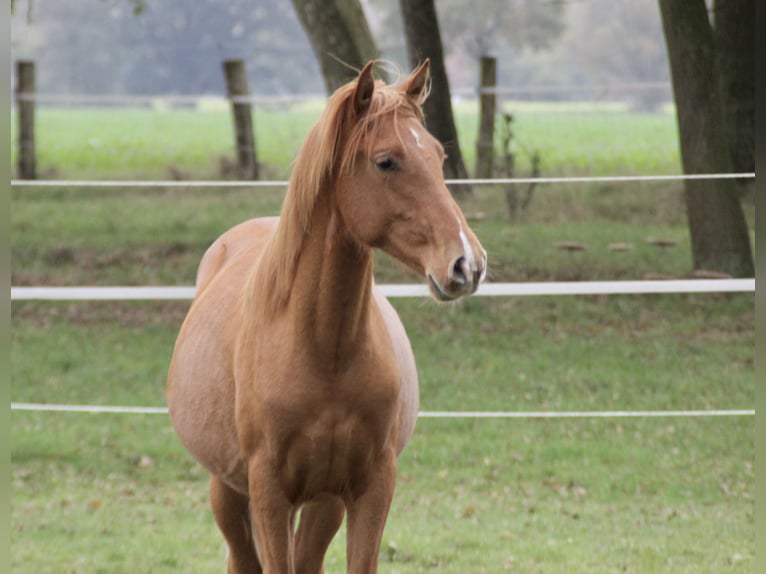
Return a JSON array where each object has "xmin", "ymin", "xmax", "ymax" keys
[{"xmin": 451, "ymin": 256, "xmax": 469, "ymax": 286}]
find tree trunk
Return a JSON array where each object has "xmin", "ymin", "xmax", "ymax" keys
[
  {"xmin": 290, "ymin": 0, "xmax": 381, "ymax": 94},
  {"xmin": 713, "ymin": 0, "xmax": 754, "ymax": 187},
  {"xmin": 399, "ymin": 0, "xmax": 472, "ymax": 196},
  {"xmin": 658, "ymin": 0, "xmax": 753, "ymax": 277}
]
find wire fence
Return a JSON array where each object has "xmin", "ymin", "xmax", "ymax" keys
[
  {"xmin": 9, "ymin": 280, "xmax": 756, "ymax": 302},
  {"xmin": 13, "ymin": 81, "xmax": 673, "ymax": 107},
  {"xmin": 9, "ymin": 172, "xmax": 756, "ymax": 189},
  {"xmin": 11, "ymin": 155, "xmax": 755, "ymax": 421},
  {"xmin": 10, "ymin": 403, "xmax": 754, "ymax": 418}
]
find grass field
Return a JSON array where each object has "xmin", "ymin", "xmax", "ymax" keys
[
  {"xmin": 10, "ymin": 103, "xmax": 755, "ymax": 572},
  {"xmin": 11, "ymin": 100, "xmax": 682, "ymax": 180}
]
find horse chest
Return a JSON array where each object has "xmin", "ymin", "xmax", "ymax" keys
[
  {"xmin": 238, "ymin": 346, "xmax": 401, "ymax": 500},
  {"xmin": 281, "ymin": 405, "xmax": 391, "ymax": 500}
]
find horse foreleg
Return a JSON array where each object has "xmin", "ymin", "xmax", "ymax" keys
[
  {"xmin": 294, "ymin": 495, "xmax": 346, "ymax": 573},
  {"xmin": 345, "ymin": 451, "xmax": 397, "ymax": 574},
  {"xmin": 248, "ymin": 460, "xmax": 295, "ymax": 573},
  {"xmin": 209, "ymin": 476, "xmax": 262, "ymax": 574}
]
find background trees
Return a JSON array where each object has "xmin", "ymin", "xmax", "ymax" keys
[
  {"xmin": 556, "ymin": 0, "xmax": 670, "ymax": 111},
  {"xmin": 398, "ymin": 0, "xmax": 471, "ymax": 193},
  {"xmin": 11, "ymin": 0, "xmax": 318, "ymax": 95},
  {"xmin": 10, "ymin": 0, "xmax": 754, "ymax": 276},
  {"xmin": 290, "ymin": 0, "xmax": 381, "ymax": 93},
  {"xmin": 11, "ymin": 0, "xmax": 669, "ymax": 98}
]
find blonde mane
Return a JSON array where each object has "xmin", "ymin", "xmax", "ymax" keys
[{"xmin": 246, "ymin": 73, "xmax": 426, "ymax": 317}]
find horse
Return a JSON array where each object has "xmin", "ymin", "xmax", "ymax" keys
[{"xmin": 167, "ymin": 60, "xmax": 487, "ymax": 573}]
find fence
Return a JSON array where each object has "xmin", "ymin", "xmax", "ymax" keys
[
  {"xmin": 10, "ymin": 171, "xmax": 755, "ymax": 418},
  {"xmin": 9, "ymin": 261, "xmax": 755, "ymax": 417},
  {"xmin": 14, "ymin": 58, "xmax": 260, "ymax": 180},
  {"xmin": 8, "ymin": 278, "xmax": 757, "ymax": 302},
  {"xmin": 13, "ymin": 56, "xmax": 674, "ymax": 181},
  {"xmin": 9, "ymin": 403, "xmax": 755, "ymax": 418},
  {"xmin": 10, "ymin": 57, "xmax": 753, "ymax": 419}
]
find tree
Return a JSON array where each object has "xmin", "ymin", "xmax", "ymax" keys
[
  {"xmin": 366, "ymin": 0, "xmax": 565, "ymax": 88},
  {"xmin": 658, "ymin": 0, "xmax": 753, "ymax": 277},
  {"xmin": 290, "ymin": 0, "xmax": 381, "ymax": 93},
  {"xmin": 712, "ymin": 0, "xmax": 754, "ymax": 182},
  {"xmin": 398, "ymin": 0, "xmax": 471, "ymax": 195}
]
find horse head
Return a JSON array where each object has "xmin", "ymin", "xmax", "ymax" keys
[{"xmin": 326, "ymin": 61, "xmax": 487, "ymax": 301}]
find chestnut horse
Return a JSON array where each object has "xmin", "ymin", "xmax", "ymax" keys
[{"xmin": 167, "ymin": 60, "xmax": 486, "ymax": 573}]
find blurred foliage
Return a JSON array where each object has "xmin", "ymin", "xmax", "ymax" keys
[
  {"xmin": 10, "ymin": 0, "xmax": 321, "ymax": 95},
  {"xmin": 11, "ymin": 0, "xmax": 672, "ymax": 102},
  {"xmin": 366, "ymin": 0, "xmax": 670, "ymax": 102}
]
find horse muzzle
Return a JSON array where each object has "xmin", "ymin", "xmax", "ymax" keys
[{"xmin": 427, "ymin": 249, "xmax": 487, "ymax": 302}]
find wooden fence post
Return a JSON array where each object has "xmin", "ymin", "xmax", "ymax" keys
[
  {"xmin": 475, "ymin": 55, "xmax": 496, "ymax": 179},
  {"xmin": 222, "ymin": 59, "xmax": 258, "ymax": 180},
  {"xmin": 16, "ymin": 60, "xmax": 36, "ymax": 180}
]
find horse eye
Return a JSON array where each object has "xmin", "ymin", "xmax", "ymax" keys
[{"xmin": 375, "ymin": 156, "xmax": 398, "ymax": 172}]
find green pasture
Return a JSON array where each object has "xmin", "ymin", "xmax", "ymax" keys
[
  {"xmin": 11, "ymin": 100, "xmax": 682, "ymax": 180},
  {"xmin": 11, "ymin": 296, "xmax": 754, "ymax": 573},
  {"xmin": 10, "ymin": 103, "xmax": 754, "ymax": 572}
]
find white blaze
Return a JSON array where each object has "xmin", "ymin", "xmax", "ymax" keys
[
  {"xmin": 458, "ymin": 222, "xmax": 476, "ymax": 270},
  {"xmin": 409, "ymin": 127, "xmax": 423, "ymax": 149}
]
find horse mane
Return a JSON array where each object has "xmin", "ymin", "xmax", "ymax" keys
[{"xmin": 246, "ymin": 71, "xmax": 427, "ymax": 317}]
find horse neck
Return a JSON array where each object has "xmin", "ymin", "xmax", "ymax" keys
[{"xmin": 252, "ymin": 181, "xmax": 375, "ymax": 363}]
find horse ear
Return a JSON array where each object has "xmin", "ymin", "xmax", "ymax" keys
[
  {"xmin": 402, "ymin": 59, "xmax": 430, "ymax": 102},
  {"xmin": 352, "ymin": 62, "xmax": 376, "ymax": 117}
]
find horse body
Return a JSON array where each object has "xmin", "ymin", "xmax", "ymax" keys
[{"xmin": 167, "ymin": 61, "xmax": 485, "ymax": 573}]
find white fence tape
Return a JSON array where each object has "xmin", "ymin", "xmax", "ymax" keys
[
  {"xmin": 16, "ymin": 82, "xmax": 673, "ymax": 105},
  {"xmin": 10, "ymin": 172, "xmax": 755, "ymax": 421},
  {"xmin": 11, "ymin": 403, "xmax": 169, "ymax": 414},
  {"xmin": 14, "ymin": 92, "xmax": 325, "ymax": 106},
  {"xmin": 10, "ymin": 280, "xmax": 755, "ymax": 302},
  {"xmin": 9, "ymin": 403, "xmax": 754, "ymax": 418},
  {"xmin": 10, "ymin": 172, "xmax": 755, "ymax": 188},
  {"xmin": 417, "ymin": 410, "xmax": 755, "ymax": 418}
]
